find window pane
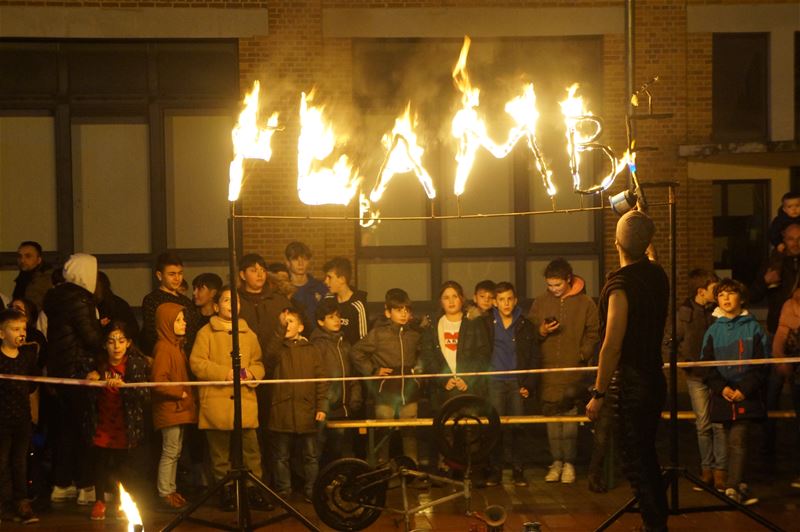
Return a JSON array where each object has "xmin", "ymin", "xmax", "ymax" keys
[
  {"xmin": 726, "ymin": 183, "xmax": 755, "ymax": 216},
  {"xmin": 165, "ymin": 114, "xmax": 232, "ymax": 249},
  {"xmin": 357, "ymin": 260, "xmax": 430, "ymax": 303},
  {"xmin": 527, "ymin": 257, "xmax": 600, "ymax": 299},
  {"xmin": 101, "ymin": 266, "xmax": 153, "ymax": 309},
  {"xmin": 442, "ymin": 153, "xmax": 514, "ymax": 248},
  {"xmin": 1, "ymin": 270, "xmax": 17, "ymax": 299},
  {"xmin": 442, "ymin": 260, "xmax": 514, "ymax": 295},
  {"xmin": 360, "ymin": 113, "xmax": 428, "ymax": 247},
  {"xmin": 72, "ymin": 123, "xmax": 151, "ymax": 254},
  {"xmin": 530, "ymin": 186, "xmax": 596, "ymax": 243},
  {"xmin": 0, "ymin": 117, "xmax": 57, "ymax": 250},
  {"xmin": 712, "ymin": 33, "xmax": 768, "ymax": 142}
]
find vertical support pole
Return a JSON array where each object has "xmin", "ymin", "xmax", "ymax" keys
[
  {"xmin": 669, "ymin": 184, "xmax": 679, "ymax": 511},
  {"xmin": 228, "ymin": 201, "xmax": 244, "ymax": 472}
]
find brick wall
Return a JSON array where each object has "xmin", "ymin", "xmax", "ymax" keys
[{"xmin": 1, "ymin": 0, "xmax": 759, "ymax": 298}]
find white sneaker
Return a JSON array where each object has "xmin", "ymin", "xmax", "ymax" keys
[
  {"xmin": 545, "ymin": 461, "xmax": 563, "ymax": 482},
  {"xmin": 561, "ymin": 462, "xmax": 576, "ymax": 484},
  {"xmin": 77, "ymin": 486, "xmax": 96, "ymax": 506},
  {"xmin": 50, "ymin": 484, "xmax": 77, "ymax": 502}
]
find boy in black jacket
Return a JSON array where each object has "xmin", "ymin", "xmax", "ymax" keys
[
  {"xmin": 677, "ymin": 269, "xmax": 724, "ymax": 490},
  {"xmin": 352, "ymin": 289, "xmax": 421, "ymax": 466},
  {"xmin": 311, "ymin": 299, "xmax": 363, "ymax": 465}
]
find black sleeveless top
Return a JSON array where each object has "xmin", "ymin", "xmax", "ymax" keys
[{"xmin": 599, "ymin": 258, "xmax": 669, "ymax": 376}]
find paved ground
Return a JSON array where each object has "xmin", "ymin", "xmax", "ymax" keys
[{"xmin": 3, "ymin": 417, "xmax": 798, "ymax": 531}]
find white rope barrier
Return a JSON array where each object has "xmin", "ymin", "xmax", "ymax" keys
[{"xmin": 3, "ymin": 356, "xmax": 798, "ymax": 388}]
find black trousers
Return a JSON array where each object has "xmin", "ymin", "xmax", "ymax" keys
[
  {"xmin": 615, "ymin": 369, "xmax": 668, "ymax": 532},
  {"xmin": 0, "ymin": 421, "xmax": 32, "ymax": 504},
  {"xmin": 53, "ymin": 386, "xmax": 91, "ymax": 489}
]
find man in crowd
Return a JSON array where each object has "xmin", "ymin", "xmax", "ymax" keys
[{"xmin": 13, "ymin": 241, "xmax": 52, "ymax": 310}]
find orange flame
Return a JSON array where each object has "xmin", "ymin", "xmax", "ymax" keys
[
  {"xmin": 560, "ymin": 83, "xmax": 630, "ymax": 194},
  {"xmin": 228, "ymin": 80, "xmax": 279, "ymax": 201},
  {"xmin": 297, "ymin": 91, "xmax": 362, "ymax": 206},
  {"xmin": 451, "ymin": 36, "xmax": 554, "ymax": 197},
  {"xmin": 119, "ymin": 483, "xmax": 143, "ymax": 532},
  {"xmin": 369, "ymin": 103, "xmax": 436, "ymax": 203}
]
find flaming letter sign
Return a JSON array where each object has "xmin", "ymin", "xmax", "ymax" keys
[
  {"xmin": 228, "ymin": 81, "xmax": 279, "ymax": 201},
  {"xmin": 560, "ymin": 83, "xmax": 631, "ymax": 195},
  {"xmin": 297, "ymin": 91, "xmax": 362, "ymax": 206},
  {"xmin": 451, "ymin": 37, "xmax": 555, "ymax": 197}
]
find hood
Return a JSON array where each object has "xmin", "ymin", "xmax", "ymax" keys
[
  {"xmin": 562, "ymin": 275, "xmax": 586, "ymax": 300},
  {"xmin": 156, "ymin": 302, "xmax": 186, "ymax": 346},
  {"xmin": 63, "ymin": 253, "xmax": 97, "ymax": 294}
]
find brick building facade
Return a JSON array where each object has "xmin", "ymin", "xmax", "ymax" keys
[{"xmin": 0, "ymin": 0, "xmax": 797, "ymax": 307}]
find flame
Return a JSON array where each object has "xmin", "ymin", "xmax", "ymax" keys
[
  {"xmin": 297, "ymin": 91, "xmax": 362, "ymax": 206},
  {"xmin": 369, "ymin": 103, "xmax": 436, "ymax": 203},
  {"xmin": 359, "ymin": 192, "xmax": 380, "ymax": 228},
  {"xmin": 119, "ymin": 483, "xmax": 143, "ymax": 532},
  {"xmin": 560, "ymin": 83, "xmax": 629, "ymax": 194},
  {"xmin": 228, "ymin": 80, "xmax": 280, "ymax": 201},
  {"xmin": 451, "ymin": 37, "xmax": 554, "ymax": 197}
]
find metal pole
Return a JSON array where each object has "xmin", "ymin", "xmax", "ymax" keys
[
  {"xmin": 227, "ymin": 201, "xmax": 244, "ymax": 471},
  {"xmin": 669, "ymin": 184, "xmax": 679, "ymax": 511}
]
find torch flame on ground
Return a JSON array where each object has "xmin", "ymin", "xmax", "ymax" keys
[
  {"xmin": 228, "ymin": 80, "xmax": 279, "ymax": 201},
  {"xmin": 297, "ymin": 91, "xmax": 361, "ymax": 206},
  {"xmin": 451, "ymin": 36, "xmax": 555, "ymax": 197},
  {"xmin": 560, "ymin": 83, "xmax": 629, "ymax": 194},
  {"xmin": 369, "ymin": 103, "xmax": 436, "ymax": 203},
  {"xmin": 119, "ymin": 483, "xmax": 143, "ymax": 532}
]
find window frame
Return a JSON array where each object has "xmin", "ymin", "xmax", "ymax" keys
[{"xmin": 0, "ymin": 39, "xmax": 240, "ymax": 288}]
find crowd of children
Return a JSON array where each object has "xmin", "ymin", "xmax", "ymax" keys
[{"xmin": 2, "ymin": 189, "xmax": 800, "ymax": 524}]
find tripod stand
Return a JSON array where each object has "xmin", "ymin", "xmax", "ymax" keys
[
  {"xmin": 595, "ymin": 184, "xmax": 785, "ymax": 532},
  {"xmin": 161, "ymin": 202, "xmax": 320, "ymax": 532}
]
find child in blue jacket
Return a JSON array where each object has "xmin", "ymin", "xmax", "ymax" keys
[{"xmin": 701, "ymin": 278, "xmax": 769, "ymax": 506}]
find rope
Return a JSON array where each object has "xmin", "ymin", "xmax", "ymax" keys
[{"xmin": 2, "ymin": 356, "xmax": 798, "ymax": 388}]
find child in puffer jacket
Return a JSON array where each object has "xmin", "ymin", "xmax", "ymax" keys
[{"xmin": 701, "ymin": 278, "xmax": 769, "ymax": 506}]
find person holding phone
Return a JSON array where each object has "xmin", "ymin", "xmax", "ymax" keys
[{"xmin": 529, "ymin": 258, "xmax": 599, "ymax": 484}]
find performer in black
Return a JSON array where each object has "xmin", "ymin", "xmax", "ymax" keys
[{"xmin": 586, "ymin": 210, "xmax": 669, "ymax": 532}]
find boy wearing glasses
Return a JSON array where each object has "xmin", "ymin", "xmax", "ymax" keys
[{"xmin": 352, "ymin": 288, "xmax": 422, "ymax": 465}]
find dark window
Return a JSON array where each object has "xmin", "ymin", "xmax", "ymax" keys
[
  {"xmin": 712, "ymin": 33, "xmax": 769, "ymax": 142},
  {"xmin": 0, "ymin": 39, "xmax": 238, "ymax": 299},
  {"xmin": 795, "ymin": 32, "xmax": 800, "ymax": 141},
  {"xmin": 712, "ymin": 180, "xmax": 770, "ymax": 286}
]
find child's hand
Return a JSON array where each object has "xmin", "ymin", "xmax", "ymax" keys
[
  {"xmin": 731, "ymin": 389, "xmax": 745, "ymax": 402},
  {"xmin": 376, "ymin": 367, "xmax": 393, "ymax": 376},
  {"xmin": 86, "ymin": 371, "xmax": 101, "ymax": 381},
  {"xmin": 445, "ymin": 377, "xmax": 457, "ymax": 391},
  {"xmin": 106, "ymin": 376, "xmax": 123, "ymax": 388},
  {"xmin": 519, "ymin": 387, "xmax": 529, "ymax": 398},
  {"xmin": 315, "ymin": 411, "xmax": 327, "ymax": 422},
  {"xmin": 722, "ymin": 386, "xmax": 736, "ymax": 402},
  {"xmin": 181, "ymin": 391, "xmax": 188, "ymax": 399},
  {"xmin": 454, "ymin": 377, "xmax": 467, "ymax": 392}
]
